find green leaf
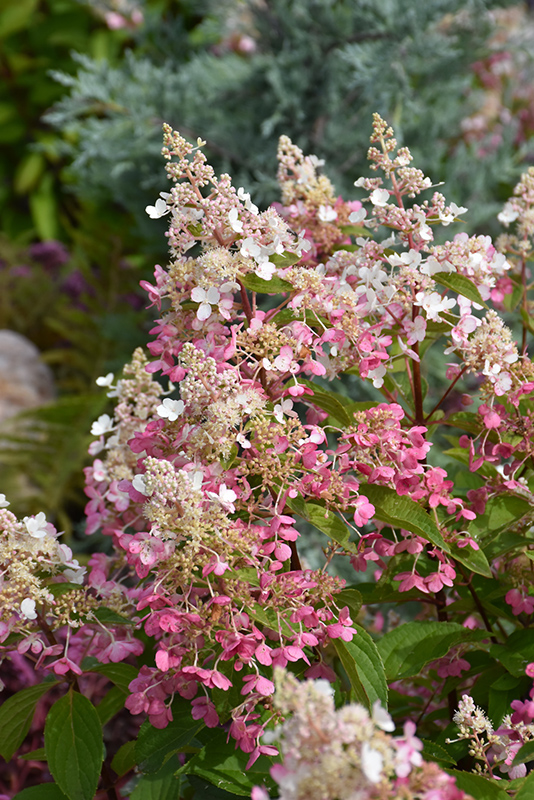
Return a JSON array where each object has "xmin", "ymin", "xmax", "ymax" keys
[
  {"xmin": 445, "ymin": 769, "xmax": 510, "ymax": 800},
  {"xmin": 520, "ymin": 308, "xmax": 534, "ymax": 336},
  {"xmin": 12, "ymin": 786, "xmax": 68, "ymax": 800},
  {"xmin": 486, "ymin": 530, "xmax": 534, "ymax": 561},
  {"xmin": 268, "ymin": 251, "xmax": 301, "ymax": 268},
  {"xmin": 187, "ymin": 776, "xmax": 252, "ymax": 800},
  {"xmin": 333, "ymin": 625, "xmax": 388, "ymax": 710},
  {"xmin": 47, "ymin": 582, "xmax": 87, "ymax": 597},
  {"xmin": 95, "ymin": 686, "xmax": 128, "ymax": 726},
  {"xmin": 490, "ymin": 629, "xmax": 534, "ymax": 677},
  {"xmin": 178, "ymin": 727, "xmax": 274, "ymax": 796},
  {"xmin": 93, "ymin": 606, "xmax": 134, "ymax": 625},
  {"xmin": 82, "ymin": 661, "xmax": 138, "ymax": 694},
  {"xmin": 443, "ymin": 446, "xmax": 498, "ymax": 479},
  {"xmin": 0, "ymin": 0, "xmax": 39, "ymax": 39},
  {"xmin": 241, "ymin": 273, "xmax": 293, "ymax": 294},
  {"xmin": 502, "ymin": 278, "xmax": 523, "ymax": 313},
  {"xmin": 377, "ymin": 621, "xmax": 482, "ymax": 681},
  {"xmin": 135, "ymin": 698, "xmax": 205, "ymax": 774},
  {"xmin": 362, "ymin": 485, "xmax": 448, "ymax": 553},
  {"xmin": 446, "ymin": 411, "xmax": 482, "ymax": 436},
  {"xmin": 44, "ymin": 690, "xmax": 104, "ymax": 800},
  {"xmin": 512, "ymin": 739, "xmax": 534, "ymax": 767},
  {"xmin": 339, "ymin": 224, "xmax": 371, "ymax": 237},
  {"xmin": 287, "ymin": 499, "xmax": 357, "ymax": 553},
  {"xmin": 18, "ymin": 747, "xmax": 47, "ymax": 761},
  {"xmin": 448, "ymin": 540, "xmax": 492, "ymax": 579},
  {"xmin": 301, "ymin": 385, "xmax": 352, "ymax": 426},
  {"xmin": 433, "ymin": 272, "xmax": 487, "ymax": 308},
  {"xmin": 248, "ymin": 602, "xmax": 294, "ymax": 638},
  {"xmin": 14, "ymin": 151, "xmax": 45, "ymax": 194},
  {"xmin": 488, "ymin": 673, "xmax": 528, "ymax": 728},
  {"xmin": 335, "ymin": 587, "xmax": 363, "ymax": 620},
  {"xmin": 111, "ymin": 740, "xmax": 137, "ymax": 777},
  {"xmin": 515, "ymin": 769, "xmax": 534, "ymax": 799},
  {"xmin": 0, "ymin": 679, "xmax": 59, "ymax": 761},
  {"xmin": 131, "ymin": 754, "xmax": 183, "ymax": 800},
  {"xmin": 29, "ymin": 172, "xmax": 58, "ymax": 240},
  {"xmin": 420, "ymin": 739, "xmax": 456, "ymax": 765},
  {"xmin": 469, "ymin": 495, "xmax": 531, "ymax": 543}
]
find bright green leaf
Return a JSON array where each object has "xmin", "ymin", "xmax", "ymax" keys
[
  {"xmin": 269, "ymin": 251, "xmax": 301, "ymax": 268},
  {"xmin": 287, "ymin": 499, "xmax": 357, "ymax": 553},
  {"xmin": 301, "ymin": 385, "xmax": 352, "ymax": 426},
  {"xmin": 448, "ymin": 541, "xmax": 492, "ymax": 579},
  {"xmin": 514, "ymin": 769, "xmax": 534, "ymax": 799},
  {"xmin": 362, "ymin": 485, "xmax": 448, "ymax": 553},
  {"xmin": 248, "ymin": 602, "xmax": 294, "ymax": 638},
  {"xmin": 333, "ymin": 625, "xmax": 388, "ymax": 710},
  {"xmin": 47, "ymin": 582, "xmax": 87, "ymax": 598},
  {"xmin": 377, "ymin": 621, "xmax": 483, "ymax": 681},
  {"xmin": 0, "ymin": 679, "xmax": 59, "ymax": 761},
  {"xmin": 0, "ymin": 0, "xmax": 39, "ymax": 39},
  {"xmin": 335, "ymin": 588, "xmax": 363, "ymax": 620},
  {"xmin": 470, "ymin": 495, "xmax": 531, "ymax": 543},
  {"xmin": 512, "ymin": 739, "xmax": 534, "ymax": 767},
  {"xmin": 490, "ymin": 629, "xmax": 534, "ymax": 677},
  {"xmin": 187, "ymin": 776, "xmax": 253, "ymax": 800},
  {"xmin": 45, "ymin": 690, "xmax": 104, "ymax": 800},
  {"xmin": 241, "ymin": 273, "xmax": 292, "ymax": 294},
  {"xmin": 446, "ymin": 411, "xmax": 481, "ymax": 436},
  {"xmin": 433, "ymin": 272, "xmax": 487, "ymax": 308},
  {"xmin": 29, "ymin": 173, "xmax": 58, "ymax": 240},
  {"xmin": 14, "ymin": 152, "xmax": 45, "ymax": 195},
  {"xmin": 420, "ymin": 739, "xmax": 456, "ymax": 765},
  {"xmin": 487, "ymin": 530, "xmax": 534, "ymax": 561},
  {"xmin": 443, "ymin": 447, "xmax": 498, "ymax": 479},
  {"xmin": 93, "ymin": 606, "xmax": 135, "ymax": 625},
  {"xmin": 338, "ymin": 224, "xmax": 371, "ymax": 237},
  {"xmin": 445, "ymin": 769, "xmax": 510, "ymax": 799}
]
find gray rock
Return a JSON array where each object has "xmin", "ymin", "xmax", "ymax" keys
[{"xmin": 0, "ymin": 331, "xmax": 55, "ymax": 421}]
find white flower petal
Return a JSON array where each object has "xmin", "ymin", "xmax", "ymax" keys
[
  {"xmin": 20, "ymin": 598, "xmax": 37, "ymax": 620},
  {"xmin": 132, "ymin": 475, "xmax": 149, "ymax": 496},
  {"xmin": 361, "ymin": 742, "xmax": 384, "ymax": 783},
  {"xmin": 370, "ymin": 188, "xmax": 390, "ymax": 206},
  {"xmin": 145, "ymin": 197, "xmax": 170, "ymax": 219},
  {"xmin": 197, "ymin": 302, "xmax": 213, "ymax": 321},
  {"xmin": 372, "ymin": 700, "xmax": 395, "ymax": 732},
  {"xmin": 206, "ymin": 287, "xmax": 221, "ymax": 304},
  {"xmin": 349, "ymin": 208, "xmax": 366, "ymax": 223},
  {"xmin": 191, "ymin": 286, "xmax": 206, "ymax": 303},
  {"xmin": 91, "ymin": 414, "xmax": 115, "ymax": 437},
  {"xmin": 96, "ymin": 372, "xmax": 114, "ymax": 387}
]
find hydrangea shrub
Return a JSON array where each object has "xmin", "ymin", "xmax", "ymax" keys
[{"xmin": 2, "ymin": 114, "xmax": 534, "ymax": 798}]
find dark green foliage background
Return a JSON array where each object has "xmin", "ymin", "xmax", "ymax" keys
[{"xmin": 46, "ymin": 0, "xmax": 526, "ymax": 252}]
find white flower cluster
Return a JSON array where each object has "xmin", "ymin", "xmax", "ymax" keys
[{"xmin": 259, "ymin": 670, "xmax": 411, "ymax": 800}]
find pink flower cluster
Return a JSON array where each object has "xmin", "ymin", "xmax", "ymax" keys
[
  {"xmin": 7, "ymin": 111, "xmax": 534, "ymax": 796},
  {"xmin": 76, "ymin": 115, "xmax": 534, "ymax": 755}
]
